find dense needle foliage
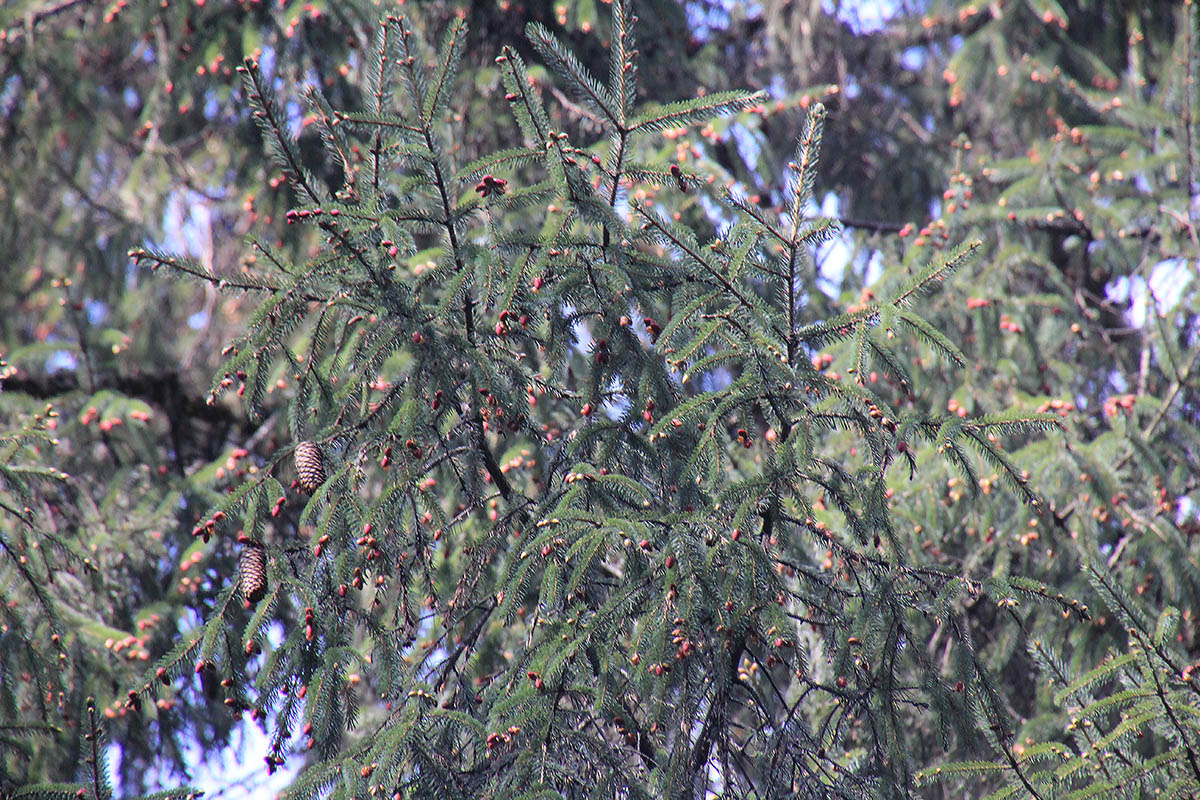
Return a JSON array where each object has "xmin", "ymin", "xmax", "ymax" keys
[{"xmin": 2, "ymin": 1, "xmax": 1198, "ymax": 799}]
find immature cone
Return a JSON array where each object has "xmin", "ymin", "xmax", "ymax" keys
[
  {"xmin": 239, "ymin": 543, "xmax": 268, "ymax": 603},
  {"xmin": 294, "ymin": 441, "xmax": 326, "ymax": 493}
]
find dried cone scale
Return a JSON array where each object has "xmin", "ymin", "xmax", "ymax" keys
[
  {"xmin": 295, "ymin": 441, "xmax": 326, "ymax": 494},
  {"xmin": 239, "ymin": 543, "xmax": 268, "ymax": 603}
]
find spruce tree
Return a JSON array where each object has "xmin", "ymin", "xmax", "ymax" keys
[
  {"xmin": 124, "ymin": 3, "xmax": 1068, "ymax": 797},
  {"xmin": 0, "ymin": 2, "xmax": 383, "ymax": 792},
  {"xmin": 3, "ymin": 1, "xmax": 1198, "ymax": 799},
  {"xmin": 905, "ymin": 2, "xmax": 1200, "ymax": 795}
]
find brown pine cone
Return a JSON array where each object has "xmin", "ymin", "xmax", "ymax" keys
[
  {"xmin": 239, "ymin": 543, "xmax": 268, "ymax": 603},
  {"xmin": 294, "ymin": 441, "xmax": 326, "ymax": 494}
]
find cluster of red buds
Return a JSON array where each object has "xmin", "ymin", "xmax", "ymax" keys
[
  {"xmin": 643, "ymin": 317, "xmax": 662, "ymax": 342},
  {"xmin": 192, "ymin": 511, "xmax": 228, "ymax": 542},
  {"xmin": 811, "ymin": 352, "xmax": 834, "ymax": 370},
  {"xmin": 284, "ymin": 207, "xmax": 325, "ymax": 223},
  {"xmin": 998, "ymin": 313, "xmax": 1024, "ymax": 333},
  {"xmin": 475, "ymin": 174, "xmax": 508, "ymax": 198},
  {"xmin": 357, "ymin": 524, "xmax": 384, "ymax": 562},
  {"xmin": 669, "ymin": 618, "xmax": 695, "ymax": 660},
  {"xmin": 495, "ymin": 309, "xmax": 529, "ymax": 336},
  {"xmin": 486, "ymin": 726, "xmax": 521, "ymax": 750},
  {"xmin": 1037, "ymin": 398, "xmax": 1075, "ymax": 417},
  {"xmin": 1103, "ymin": 393, "xmax": 1136, "ymax": 417}
]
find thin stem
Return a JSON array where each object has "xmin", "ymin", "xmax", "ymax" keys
[
  {"xmin": 86, "ymin": 698, "xmax": 105, "ymax": 800},
  {"xmin": 607, "ymin": 131, "xmax": 628, "ymax": 209},
  {"xmin": 786, "ymin": 242, "xmax": 798, "ymax": 366},
  {"xmin": 1185, "ymin": 1, "xmax": 1198, "ymax": 228}
]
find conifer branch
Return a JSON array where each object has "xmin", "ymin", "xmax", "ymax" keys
[
  {"xmin": 473, "ymin": 415, "xmax": 514, "ymax": 503},
  {"xmin": 723, "ymin": 191, "xmax": 789, "ymax": 245},
  {"xmin": 368, "ymin": 19, "xmax": 397, "ymax": 202},
  {"xmin": 0, "ymin": 529, "xmax": 64, "ymax": 643},
  {"xmin": 0, "ymin": 495, "xmax": 33, "ymax": 527},
  {"xmin": 436, "ymin": 598, "xmax": 498, "ymax": 693},
  {"xmin": 1013, "ymin": 612, "xmax": 1124, "ymax": 779},
  {"xmin": 786, "ymin": 241, "xmax": 799, "ymax": 365},
  {"xmin": 635, "ymin": 205, "xmax": 785, "ymax": 341},
  {"xmin": 334, "ymin": 111, "xmax": 422, "ymax": 133},
  {"xmin": 690, "ymin": 634, "xmax": 745, "ymax": 779},
  {"xmin": 85, "ymin": 698, "xmax": 105, "ymax": 800},
  {"xmin": 607, "ymin": 132, "xmax": 628, "ymax": 211},
  {"xmin": 608, "ymin": 0, "xmax": 636, "ymax": 126},
  {"xmin": 788, "ymin": 103, "xmax": 826, "ymax": 231},
  {"xmin": 405, "ymin": 81, "xmax": 516, "ymax": 498},
  {"xmin": 893, "ymin": 240, "xmax": 979, "ymax": 308},
  {"xmin": 424, "ymin": 18, "xmax": 467, "ymax": 126},
  {"xmin": 128, "ymin": 248, "xmax": 300, "ymax": 296},
  {"xmin": 629, "ymin": 91, "xmax": 764, "ymax": 134},
  {"xmin": 526, "ymin": 22, "xmax": 621, "ymax": 128},
  {"xmin": 1084, "ymin": 562, "xmax": 1200, "ymax": 697},
  {"xmin": 238, "ymin": 59, "xmax": 323, "ymax": 206},
  {"xmin": 497, "ymin": 47, "xmax": 553, "ymax": 144},
  {"xmin": 1148, "ymin": 660, "xmax": 1200, "ymax": 784}
]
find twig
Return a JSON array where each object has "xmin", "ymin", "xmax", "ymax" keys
[
  {"xmin": 86, "ymin": 697, "xmax": 105, "ymax": 800},
  {"xmin": 1184, "ymin": 1, "xmax": 1198, "ymax": 228},
  {"xmin": 1, "ymin": 0, "xmax": 93, "ymax": 50},
  {"xmin": 836, "ymin": 216, "xmax": 908, "ymax": 234}
]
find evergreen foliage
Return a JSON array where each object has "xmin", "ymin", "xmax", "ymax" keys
[
  {"xmin": 901, "ymin": 2, "xmax": 1200, "ymax": 795},
  {"xmin": 124, "ymin": 3, "xmax": 1077, "ymax": 796},
  {"xmin": 0, "ymin": 1, "xmax": 384, "ymax": 790},
  {"xmin": 2, "ymin": 1, "xmax": 1198, "ymax": 799}
]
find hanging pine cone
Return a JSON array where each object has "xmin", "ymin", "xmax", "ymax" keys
[
  {"xmin": 294, "ymin": 440, "xmax": 326, "ymax": 493},
  {"xmin": 239, "ymin": 543, "xmax": 268, "ymax": 603}
]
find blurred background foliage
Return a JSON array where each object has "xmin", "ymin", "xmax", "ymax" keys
[{"xmin": 1, "ymin": 0, "xmax": 1196, "ymax": 796}]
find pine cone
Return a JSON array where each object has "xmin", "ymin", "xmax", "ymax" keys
[
  {"xmin": 294, "ymin": 441, "xmax": 326, "ymax": 493},
  {"xmin": 239, "ymin": 543, "xmax": 268, "ymax": 603}
]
